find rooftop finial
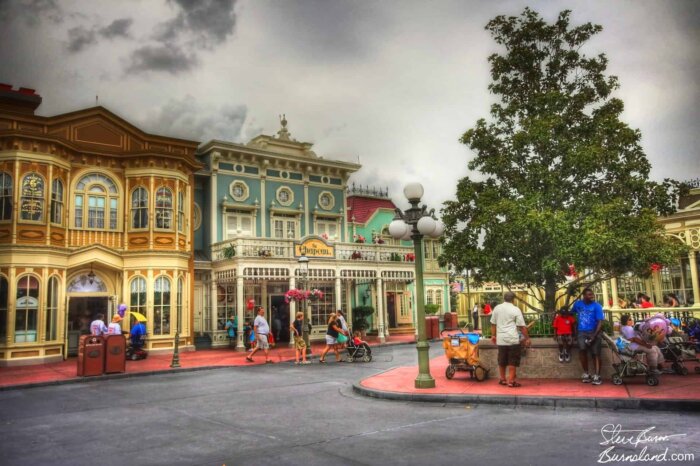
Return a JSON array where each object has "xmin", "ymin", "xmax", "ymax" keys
[{"xmin": 277, "ymin": 113, "xmax": 291, "ymax": 140}]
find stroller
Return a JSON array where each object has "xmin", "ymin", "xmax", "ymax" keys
[
  {"xmin": 660, "ymin": 334, "xmax": 700, "ymax": 375},
  {"xmin": 443, "ymin": 332, "xmax": 488, "ymax": 381},
  {"xmin": 346, "ymin": 336, "xmax": 372, "ymax": 362},
  {"xmin": 601, "ymin": 333, "xmax": 659, "ymax": 386},
  {"xmin": 126, "ymin": 335, "xmax": 148, "ymax": 361}
]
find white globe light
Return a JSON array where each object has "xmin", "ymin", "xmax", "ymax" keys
[
  {"xmin": 401, "ymin": 223, "xmax": 413, "ymax": 241},
  {"xmin": 388, "ymin": 219, "xmax": 408, "ymax": 239},
  {"xmin": 429, "ymin": 220, "xmax": 444, "ymax": 238},
  {"xmin": 403, "ymin": 182, "xmax": 424, "ymax": 202},
  {"xmin": 417, "ymin": 216, "xmax": 437, "ymax": 235}
]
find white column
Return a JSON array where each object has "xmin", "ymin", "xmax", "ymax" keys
[
  {"xmin": 335, "ymin": 277, "xmax": 342, "ymax": 312},
  {"xmin": 288, "ymin": 275, "xmax": 296, "ymax": 347},
  {"xmin": 601, "ymin": 280, "xmax": 609, "ymax": 309},
  {"xmin": 376, "ymin": 278, "xmax": 385, "ymax": 343},
  {"xmin": 210, "ymin": 168, "xmax": 218, "ymax": 246},
  {"xmin": 210, "ymin": 272, "xmax": 217, "ymax": 336},
  {"xmin": 611, "ymin": 277, "xmax": 620, "ymax": 310},
  {"xmin": 689, "ymin": 251, "xmax": 700, "ymax": 308},
  {"xmin": 236, "ymin": 276, "xmax": 244, "ymax": 349}
]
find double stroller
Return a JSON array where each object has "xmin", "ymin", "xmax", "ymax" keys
[
  {"xmin": 126, "ymin": 335, "xmax": 148, "ymax": 360},
  {"xmin": 443, "ymin": 332, "xmax": 488, "ymax": 381},
  {"xmin": 602, "ymin": 333, "xmax": 659, "ymax": 386}
]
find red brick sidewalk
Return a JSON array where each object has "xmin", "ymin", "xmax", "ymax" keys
[
  {"xmin": 0, "ymin": 334, "xmax": 416, "ymax": 389},
  {"xmin": 358, "ymin": 355, "xmax": 700, "ymax": 403}
]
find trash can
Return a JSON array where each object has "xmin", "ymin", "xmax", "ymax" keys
[
  {"xmin": 430, "ymin": 315, "xmax": 439, "ymax": 339},
  {"xmin": 77, "ymin": 335, "xmax": 104, "ymax": 376},
  {"xmin": 104, "ymin": 334, "xmax": 126, "ymax": 374},
  {"xmin": 446, "ymin": 312, "xmax": 458, "ymax": 329}
]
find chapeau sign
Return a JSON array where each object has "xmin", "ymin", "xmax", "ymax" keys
[{"xmin": 294, "ymin": 237, "xmax": 335, "ymax": 258}]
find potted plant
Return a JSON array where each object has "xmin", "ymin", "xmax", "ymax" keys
[
  {"xmin": 354, "ymin": 234, "xmax": 366, "ymax": 244},
  {"xmin": 222, "ymin": 244, "xmax": 236, "ymax": 259},
  {"xmin": 389, "ymin": 252, "xmax": 402, "ymax": 261},
  {"xmin": 258, "ymin": 249, "xmax": 273, "ymax": 257},
  {"xmin": 284, "ymin": 289, "xmax": 307, "ymax": 303},
  {"xmin": 405, "ymin": 253, "xmax": 415, "ymax": 262},
  {"xmin": 352, "ymin": 305, "xmax": 374, "ymax": 337},
  {"xmin": 308, "ymin": 288, "xmax": 325, "ymax": 301},
  {"xmin": 351, "ymin": 251, "xmax": 362, "ymax": 260},
  {"xmin": 424, "ymin": 304, "xmax": 440, "ymax": 315}
]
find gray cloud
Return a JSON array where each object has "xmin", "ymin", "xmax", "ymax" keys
[
  {"xmin": 156, "ymin": 0, "xmax": 237, "ymax": 49},
  {"xmin": 125, "ymin": 45, "xmax": 197, "ymax": 74},
  {"xmin": 66, "ymin": 26, "xmax": 97, "ymax": 53},
  {"xmin": 99, "ymin": 18, "xmax": 133, "ymax": 39},
  {"xmin": 140, "ymin": 95, "xmax": 248, "ymax": 142},
  {"xmin": 0, "ymin": 0, "xmax": 62, "ymax": 26}
]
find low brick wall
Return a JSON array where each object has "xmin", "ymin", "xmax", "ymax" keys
[{"xmin": 478, "ymin": 337, "xmax": 615, "ymax": 378}]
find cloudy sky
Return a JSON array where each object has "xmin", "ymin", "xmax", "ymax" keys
[{"xmin": 0, "ymin": 0, "xmax": 698, "ymax": 210}]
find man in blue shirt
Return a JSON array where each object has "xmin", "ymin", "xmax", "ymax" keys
[
  {"xmin": 572, "ymin": 287, "xmax": 605, "ymax": 385},
  {"xmin": 130, "ymin": 321, "xmax": 146, "ymax": 349}
]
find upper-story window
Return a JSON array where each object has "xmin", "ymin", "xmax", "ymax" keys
[
  {"xmin": 131, "ymin": 187, "xmax": 148, "ymax": 229},
  {"xmin": 272, "ymin": 214, "xmax": 298, "ymax": 239},
  {"xmin": 74, "ymin": 173, "xmax": 119, "ymax": 230},
  {"xmin": 50, "ymin": 179, "xmax": 64, "ymax": 225},
  {"xmin": 20, "ymin": 173, "xmax": 44, "ymax": 222},
  {"xmin": 178, "ymin": 191, "xmax": 185, "ymax": 233},
  {"xmin": 225, "ymin": 210, "xmax": 254, "ymax": 239},
  {"xmin": 0, "ymin": 172, "xmax": 12, "ymax": 221},
  {"xmin": 315, "ymin": 218, "xmax": 338, "ymax": 241},
  {"xmin": 155, "ymin": 187, "xmax": 173, "ymax": 230}
]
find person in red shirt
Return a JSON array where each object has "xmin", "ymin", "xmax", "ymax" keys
[
  {"xmin": 639, "ymin": 294, "xmax": 654, "ymax": 309},
  {"xmin": 553, "ymin": 308, "xmax": 576, "ymax": 363},
  {"xmin": 483, "ymin": 302, "xmax": 492, "ymax": 315}
]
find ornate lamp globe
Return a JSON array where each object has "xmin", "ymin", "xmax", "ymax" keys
[
  {"xmin": 389, "ymin": 219, "xmax": 409, "ymax": 239},
  {"xmin": 417, "ymin": 216, "xmax": 437, "ymax": 235},
  {"xmin": 430, "ymin": 220, "xmax": 445, "ymax": 238},
  {"xmin": 403, "ymin": 182, "xmax": 424, "ymax": 202}
]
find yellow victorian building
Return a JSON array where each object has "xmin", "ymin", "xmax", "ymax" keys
[{"xmin": 0, "ymin": 85, "xmax": 201, "ymax": 365}]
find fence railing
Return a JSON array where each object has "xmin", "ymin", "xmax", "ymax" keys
[
  {"xmin": 210, "ymin": 237, "xmax": 418, "ymax": 264},
  {"xmin": 478, "ymin": 306, "xmax": 700, "ymax": 338}
]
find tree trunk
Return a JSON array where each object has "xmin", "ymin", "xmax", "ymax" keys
[{"xmin": 544, "ymin": 279, "xmax": 557, "ymax": 314}]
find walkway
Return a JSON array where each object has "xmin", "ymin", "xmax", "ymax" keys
[
  {"xmin": 0, "ymin": 334, "xmax": 416, "ymax": 389},
  {"xmin": 355, "ymin": 355, "xmax": 700, "ymax": 410}
]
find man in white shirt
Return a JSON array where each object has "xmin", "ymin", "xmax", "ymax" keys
[
  {"xmin": 90, "ymin": 314, "xmax": 108, "ymax": 336},
  {"xmin": 490, "ymin": 292, "xmax": 530, "ymax": 387},
  {"xmin": 247, "ymin": 307, "xmax": 272, "ymax": 363}
]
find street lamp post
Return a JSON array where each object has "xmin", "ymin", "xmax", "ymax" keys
[
  {"xmin": 389, "ymin": 182, "xmax": 444, "ymax": 389},
  {"xmin": 170, "ymin": 290, "xmax": 182, "ymax": 368},
  {"xmin": 297, "ymin": 255, "xmax": 312, "ymax": 355}
]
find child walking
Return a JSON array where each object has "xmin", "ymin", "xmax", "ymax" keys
[{"xmin": 552, "ymin": 308, "xmax": 575, "ymax": 362}]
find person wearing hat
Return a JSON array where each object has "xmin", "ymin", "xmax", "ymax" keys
[{"xmin": 107, "ymin": 314, "xmax": 123, "ymax": 335}]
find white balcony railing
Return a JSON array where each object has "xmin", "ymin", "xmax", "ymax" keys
[{"xmin": 211, "ymin": 237, "xmax": 421, "ymax": 264}]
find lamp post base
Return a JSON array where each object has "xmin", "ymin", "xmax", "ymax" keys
[
  {"xmin": 414, "ymin": 374, "xmax": 436, "ymax": 389},
  {"xmin": 170, "ymin": 332, "xmax": 181, "ymax": 368},
  {"xmin": 414, "ymin": 339, "xmax": 434, "ymax": 389}
]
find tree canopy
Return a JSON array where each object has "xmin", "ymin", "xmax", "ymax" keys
[{"xmin": 440, "ymin": 8, "xmax": 687, "ymax": 312}]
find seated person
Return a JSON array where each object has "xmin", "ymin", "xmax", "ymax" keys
[
  {"xmin": 352, "ymin": 330, "xmax": 367, "ymax": 347},
  {"xmin": 620, "ymin": 314, "xmax": 663, "ymax": 374},
  {"xmin": 130, "ymin": 320, "xmax": 146, "ymax": 349}
]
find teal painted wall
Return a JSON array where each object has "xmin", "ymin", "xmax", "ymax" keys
[
  {"xmin": 193, "ymin": 177, "xmax": 208, "ymax": 252},
  {"xmin": 215, "ymin": 174, "xmax": 262, "ymax": 241},
  {"xmin": 264, "ymin": 180, "xmax": 305, "ymax": 237}
]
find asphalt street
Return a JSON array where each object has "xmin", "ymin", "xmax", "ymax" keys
[{"xmin": 0, "ymin": 343, "xmax": 697, "ymax": 466}]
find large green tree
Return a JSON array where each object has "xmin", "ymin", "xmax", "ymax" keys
[{"xmin": 440, "ymin": 8, "xmax": 687, "ymax": 313}]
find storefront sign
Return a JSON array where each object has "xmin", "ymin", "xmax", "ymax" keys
[{"xmin": 295, "ymin": 237, "xmax": 335, "ymax": 258}]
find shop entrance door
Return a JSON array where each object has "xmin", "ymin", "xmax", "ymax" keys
[
  {"xmin": 65, "ymin": 297, "xmax": 109, "ymax": 356},
  {"xmin": 387, "ymin": 293, "xmax": 397, "ymax": 328},
  {"xmin": 269, "ymin": 295, "xmax": 289, "ymax": 342}
]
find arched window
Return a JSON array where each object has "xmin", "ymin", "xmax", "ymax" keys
[
  {"xmin": 74, "ymin": 173, "xmax": 119, "ymax": 230},
  {"xmin": 15, "ymin": 275, "xmax": 39, "ymax": 342},
  {"xmin": 50, "ymin": 179, "xmax": 64, "ymax": 225},
  {"xmin": 131, "ymin": 187, "xmax": 148, "ymax": 229},
  {"xmin": 153, "ymin": 276, "xmax": 171, "ymax": 335},
  {"xmin": 434, "ymin": 288, "xmax": 443, "ymax": 308},
  {"xmin": 0, "ymin": 276, "xmax": 8, "ymax": 339},
  {"xmin": 0, "ymin": 172, "xmax": 12, "ymax": 221},
  {"xmin": 177, "ymin": 191, "xmax": 185, "ymax": 233},
  {"xmin": 176, "ymin": 277, "xmax": 183, "ymax": 332},
  {"xmin": 130, "ymin": 277, "xmax": 147, "ymax": 322},
  {"xmin": 20, "ymin": 173, "xmax": 44, "ymax": 222},
  {"xmin": 426, "ymin": 289, "xmax": 434, "ymax": 305},
  {"xmin": 155, "ymin": 187, "xmax": 173, "ymax": 230},
  {"xmin": 46, "ymin": 276, "xmax": 59, "ymax": 341}
]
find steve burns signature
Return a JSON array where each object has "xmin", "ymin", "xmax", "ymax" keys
[{"xmin": 600, "ymin": 424, "xmax": 687, "ymax": 448}]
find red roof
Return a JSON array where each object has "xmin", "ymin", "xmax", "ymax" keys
[{"xmin": 347, "ymin": 196, "xmax": 397, "ymax": 224}]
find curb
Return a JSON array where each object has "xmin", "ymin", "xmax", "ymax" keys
[
  {"xmin": 0, "ymin": 339, "xmax": 416, "ymax": 392},
  {"xmin": 351, "ymin": 382, "xmax": 700, "ymax": 412}
]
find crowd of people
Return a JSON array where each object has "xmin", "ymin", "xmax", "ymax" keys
[{"xmin": 489, "ymin": 287, "xmax": 698, "ymax": 387}]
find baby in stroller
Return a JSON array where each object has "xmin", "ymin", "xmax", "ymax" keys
[
  {"xmin": 661, "ymin": 318, "xmax": 700, "ymax": 375},
  {"xmin": 346, "ymin": 331, "xmax": 372, "ymax": 362}
]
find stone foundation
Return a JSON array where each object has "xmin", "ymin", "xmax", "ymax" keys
[{"xmin": 478, "ymin": 337, "xmax": 615, "ymax": 378}]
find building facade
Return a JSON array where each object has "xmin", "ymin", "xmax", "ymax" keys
[
  {"xmin": 0, "ymin": 86, "xmax": 200, "ymax": 365},
  {"xmin": 193, "ymin": 118, "xmax": 450, "ymax": 348}
]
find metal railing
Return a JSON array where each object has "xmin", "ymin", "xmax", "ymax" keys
[
  {"xmin": 211, "ymin": 237, "xmax": 419, "ymax": 264},
  {"xmin": 478, "ymin": 306, "xmax": 700, "ymax": 338}
]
